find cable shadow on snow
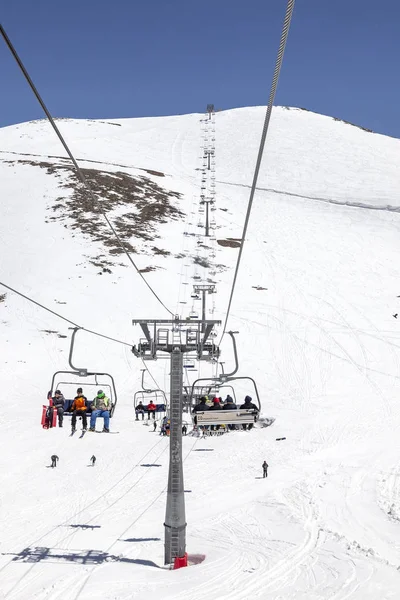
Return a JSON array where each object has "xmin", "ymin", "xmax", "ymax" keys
[
  {"xmin": 68, "ymin": 524, "xmax": 101, "ymax": 530},
  {"xmin": 120, "ymin": 537, "xmax": 161, "ymax": 542},
  {"xmin": 3, "ymin": 547, "xmax": 160, "ymax": 568}
]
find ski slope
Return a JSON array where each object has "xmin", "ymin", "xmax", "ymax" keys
[{"xmin": 1, "ymin": 106, "xmax": 400, "ymax": 599}]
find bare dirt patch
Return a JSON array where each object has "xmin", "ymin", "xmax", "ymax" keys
[{"xmin": 5, "ymin": 158, "xmax": 184, "ymax": 270}]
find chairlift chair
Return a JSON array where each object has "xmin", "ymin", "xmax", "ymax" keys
[
  {"xmin": 183, "ymin": 359, "xmax": 196, "ymax": 370},
  {"xmin": 134, "ymin": 370, "xmax": 168, "ymax": 415},
  {"xmin": 48, "ymin": 327, "xmax": 118, "ymax": 417},
  {"xmin": 189, "ymin": 332, "xmax": 261, "ymax": 412}
]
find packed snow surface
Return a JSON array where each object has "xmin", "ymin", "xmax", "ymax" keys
[{"xmin": 1, "ymin": 106, "xmax": 400, "ymax": 599}]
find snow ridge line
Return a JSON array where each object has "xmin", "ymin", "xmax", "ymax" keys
[{"xmin": 217, "ymin": 179, "xmax": 400, "ymax": 213}]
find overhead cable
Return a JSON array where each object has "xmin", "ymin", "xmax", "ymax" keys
[
  {"xmin": 0, "ymin": 280, "xmax": 133, "ymax": 348},
  {"xmin": 219, "ymin": 0, "xmax": 296, "ymax": 343},
  {"xmin": 0, "ymin": 23, "xmax": 173, "ymax": 317}
]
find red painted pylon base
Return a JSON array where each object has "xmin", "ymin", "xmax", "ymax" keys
[{"xmin": 173, "ymin": 553, "xmax": 188, "ymax": 569}]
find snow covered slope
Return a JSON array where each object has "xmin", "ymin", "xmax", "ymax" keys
[{"xmin": 1, "ymin": 106, "xmax": 400, "ymax": 599}]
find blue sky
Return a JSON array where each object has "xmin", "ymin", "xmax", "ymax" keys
[{"xmin": 1, "ymin": 0, "xmax": 399, "ymax": 137}]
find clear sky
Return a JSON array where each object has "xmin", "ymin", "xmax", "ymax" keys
[{"xmin": 1, "ymin": 0, "xmax": 399, "ymax": 137}]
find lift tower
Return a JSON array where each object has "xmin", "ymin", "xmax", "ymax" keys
[
  {"xmin": 132, "ymin": 317, "xmax": 220, "ymax": 566},
  {"xmin": 193, "ymin": 284, "xmax": 216, "ymax": 332}
]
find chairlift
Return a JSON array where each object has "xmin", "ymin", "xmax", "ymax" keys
[
  {"xmin": 134, "ymin": 369, "xmax": 168, "ymax": 415},
  {"xmin": 185, "ymin": 384, "xmax": 237, "ymax": 411},
  {"xmin": 183, "ymin": 359, "xmax": 196, "ymax": 370},
  {"xmin": 47, "ymin": 327, "xmax": 118, "ymax": 419},
  {"xmin": 189, "ymin": 312, "xmax": 199, "ymax": 319},
  {"xmin": 189, "ymin": 332, "xmax": 261, "ymax": 412},
  {"xmin": 187, "ymin": 329, "xmax": 198, "ymax": 343},
  {"xmin": 191, "ymin": 293, "xmax": 200, "ymax": 300},
  {"xmin": 193, "ymin": 275, "xmax": 201, "ymax": 281}
]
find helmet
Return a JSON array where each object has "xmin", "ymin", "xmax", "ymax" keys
[
  {"xmin": 55, "ymin": 390, "xmax": 61, "ymax": 395},
  {"xmin": 97, "ymin": 390, "xmax": 105, "ymax": 398},
  {"xmin": 77, "ymin": 387, "xmax": 83, "ymax": 393}
]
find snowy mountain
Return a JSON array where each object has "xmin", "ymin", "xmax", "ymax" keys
[{"xmin": 1, "ymin": 106, "xmax": 400, "ymax": 599}]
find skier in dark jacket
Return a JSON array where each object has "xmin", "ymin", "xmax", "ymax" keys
[
  {"xmin": 240, "ymin": 396, "xmax": 259, "ymax": 430},
  {"xmin": 192, "ymin": 397, "xmax": 210, "ymax": 413},
  {"xmin": 51, "ymin": 455, "xmax": 59, "ymax": 468},
  {"xmin": 209, "ymin": 398, "xmax": 222, "ymax": 410},
  {"xmin": 192, "ymin": 397, "xmax": 209, "ymax": 426},
  {"xmin": 262, "ymin": 460, "xmax": 268, "ymax": 478},
  {"xmin": 52, "ymin": 390, "xmax": 65, "ymax": 427},
  {"xmin": 223, "ymin": 396, "xmax": 237, "ymax": 410},
  {"xmin": 135, "ymin": 401, "xmax": 145, "ymax": 420}
]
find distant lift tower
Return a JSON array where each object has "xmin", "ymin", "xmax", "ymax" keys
[
  {"xmin": 200, "ymin": 198, "xmax": 212, "ymax": 236},
  {"xmin": 193, "ymin": 284, "xmax": 215, "ymax": 332},
  {"xmin": 132, "ymin": 317, "xmax": 220, "ymax": 566},
  {"xmin": 204, "ymin": 148, "xmax": 214, "ymax": 170}
]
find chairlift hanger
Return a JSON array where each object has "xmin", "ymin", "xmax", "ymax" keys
[
  {"xmin": 49, "ymin": 327, "xmax": 118, "ymax": 416},
  {"xmin": 134, "ymin": 369, "xmax": 168, "ymax": 410},
  {"xmin": 188, "ymin": 331, "xmax": 261, "ymax": 411}
]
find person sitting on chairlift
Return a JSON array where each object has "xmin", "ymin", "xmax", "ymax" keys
[
  {"xmin": 147, "ymin": 401, "xmax": 157, "ymax": 420},
  {"xmin": 223, "ymin": 395, "xmax": 236, "ymax": 409},
  {"xmin": 52, "ymin": 389, "xmax": 65, "ymax": 428},
  {"xmin": 192, "ymin": 396, "xmax": 210, "ymax": 413},
  {"xmin": 209, "ymin": 397, "xmax": 222, "ymax": 410},
  {"xmin": 209, "ymin": 397, "xmax": 222, "ymax": 431},
  {"xmin": 223, "ymin": 395, "xmax": 237, "ymax": 430},
  {"xmin": 89, "ymin": 390, "xmax": 111, "ymax": 433},
  {"xmin": 136, "ymin": 401, "xmax": 145, "ymax": 421},
  {"xmin": 192, "ymin": 396, "xmax": 209, "ymax": 427},
  {"xmin": 240, "ymin": 395, "xmax": 259, "ymax": 431},
  {"xmin": 71, "ymin": 388, "xmax": 88, "ymax": 432}
]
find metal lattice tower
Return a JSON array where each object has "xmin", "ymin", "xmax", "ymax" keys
[{"xmin": 132, "ymin": 317, "xmax": 220, "ymax": 565}]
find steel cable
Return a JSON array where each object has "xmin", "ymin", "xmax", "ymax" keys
[
  {"xmin": 0, "ymin": 279, "xmax": 133, "ymax": 348},
  {"xmin": 219, "ymin": 0, "xmax": 296, "ymax": 343},
  {"xmin": 0, "ymin": 23, "xmax": 173, "ymax": 316}
]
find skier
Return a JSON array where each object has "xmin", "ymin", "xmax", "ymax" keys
[
  {"xmin": 240, "ymin": 396, "xmax": 259, "ymax": 430},
  {"xmin": 160, "ymin": 416, "xmax": 168, "ymax": 436},
  {"xmin": 223, "ymin": 395, "xmax": 237, "ymax": 430},
  {"xmin": 153, "ymin": 420, "xmax": 157, "ymax": 432},
  {"xmin": 89, "ymin": 390, "xmax": 111, "ymax": 433},
  {"xmin": 262, "ymin": 460, "xmax": 268, "ymax": 478},
  {"xmin": 182, "ymin": 424, "xmax": 187, "ymax": 436},
  {"xmin": 223, "ymin": 395, "xmax": 237, "ymax": 409},
  {"xmin": 51, "ymin": 455, "xmax": 59, "ymax": 468},
  {"xmin": 147, "ymin": 401, "xmax": 157, "ymax": 420},
  {"xmin": 52, "ymin": 389, "xmax": 65, "ymax": 427},
  {"xmin": 90, "ymin": 455, "xmax": 96, "ymax": 466},
  {"xmin": 192, "ymin": 397, "xmax": 209, "ymax": 413},
  {"xmin": 135, "ymin": 401, "xmax": 145, "ymax": 420},
  {"xmin": 209, "ymin": 398, "xmax": 222, "ymax": 432},
  {"xmin": 71, "ymin": 388, "xmax": 88, "ymax": 433}
]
